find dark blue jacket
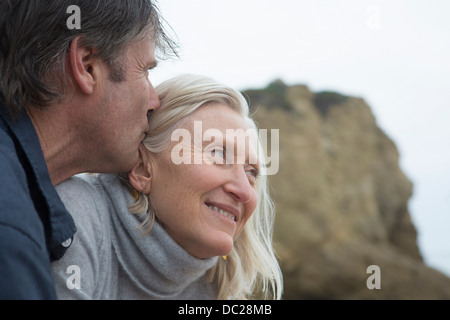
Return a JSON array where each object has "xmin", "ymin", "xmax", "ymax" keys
[{"xmin": 0, "ymin": 106, "xmax": 76, "ymax": 299}]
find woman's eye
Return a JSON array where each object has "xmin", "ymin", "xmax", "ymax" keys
[
  {"xmin": 246, "ymin": 167, "xmax": 260, "ymax": 179},
  {"xmin": 211, "ymin": 148, "xmax": 225, "ymax": 159}
]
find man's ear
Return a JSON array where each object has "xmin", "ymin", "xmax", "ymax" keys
[
  {"xmin": 69, "ymin": 36, "xmax": 97, "ymax": 95},
  {"xmin": 129, "ymin": 145, "xmax": 152, "ymax": 195}
]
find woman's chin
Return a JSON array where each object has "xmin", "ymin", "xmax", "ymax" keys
[{"xmin": 190, "ymin": 233, "xmax": 234, "ymax": 259}]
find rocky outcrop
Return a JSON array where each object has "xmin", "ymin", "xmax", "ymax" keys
[{"xmin": 244, "ymin": 80, "xmax": 450, "ymax": 299}]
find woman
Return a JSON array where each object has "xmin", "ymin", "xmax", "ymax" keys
[{"xmin": 51, "ymin": 74, "xmax": 283, "ymax": 300}]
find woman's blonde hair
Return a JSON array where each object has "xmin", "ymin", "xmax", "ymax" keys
[{"xmin": 120, "ymin": 73, "xmax": 283, "ymax": 300}]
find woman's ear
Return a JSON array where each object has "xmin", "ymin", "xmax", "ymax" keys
[
  {"xmin": 129, "ymin": 145, "xmax": 152, "ymax": 194},
  {"xmin": 69, "ymin": 36, "xmax": 96, "ymax": 95}
]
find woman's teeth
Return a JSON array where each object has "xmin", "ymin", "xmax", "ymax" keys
[{"xmin": 207, "ymin": 205, "xmax": 236, "ymax": 221}]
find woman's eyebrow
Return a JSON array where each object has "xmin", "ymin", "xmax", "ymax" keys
[{"xmin": 202, "ymin": 134, "xmax": 224, "ymax": 145}]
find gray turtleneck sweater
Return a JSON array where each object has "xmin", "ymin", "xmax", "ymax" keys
[{"xmin": 51, "ymin": 173, "xmax": 218, "ymax": 299}]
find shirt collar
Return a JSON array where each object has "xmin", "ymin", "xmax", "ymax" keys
[{"xmin": 0, "ymin": 107, "xmax": 76, "ymax": 260}]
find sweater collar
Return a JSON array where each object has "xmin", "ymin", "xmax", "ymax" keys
[{"xmin": 100, "ymin": 174, "xmax": 218, "ymax": 298}]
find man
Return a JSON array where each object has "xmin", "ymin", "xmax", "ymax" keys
[{"xmin": 0, "ymin": 0, "xmax": 177, "ymax": 299}]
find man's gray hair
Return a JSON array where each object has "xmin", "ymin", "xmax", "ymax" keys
[{"xmin": 0, "ymin": 0, "xmax": 178, "ymax": 119}]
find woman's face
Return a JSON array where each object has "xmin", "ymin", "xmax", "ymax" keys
[{"xmin": 147, "ymin": 103, "xmax": 259, "ymax": 258}]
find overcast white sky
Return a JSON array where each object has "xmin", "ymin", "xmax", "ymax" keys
[{"xmin": 151, "ymin": 0, "xmax": 450, "ymax": 277}]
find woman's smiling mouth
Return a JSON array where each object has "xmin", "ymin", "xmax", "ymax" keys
[{"xmin": 205, "ymin": 203, "xmax": 237, "ymax": 221}]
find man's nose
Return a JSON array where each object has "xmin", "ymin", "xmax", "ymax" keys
[{"xmin": 148, "ymin": 81, "xmax": 160, "ymax": 112}]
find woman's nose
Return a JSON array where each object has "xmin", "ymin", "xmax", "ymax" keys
[{"xmin": 223, "ymin": 166, "xmax": 253, "ymax": 204}]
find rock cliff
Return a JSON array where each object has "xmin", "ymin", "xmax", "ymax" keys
[{"xmin": 244, "ymin": 80, "xmax": 450, "ymax": 299}]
